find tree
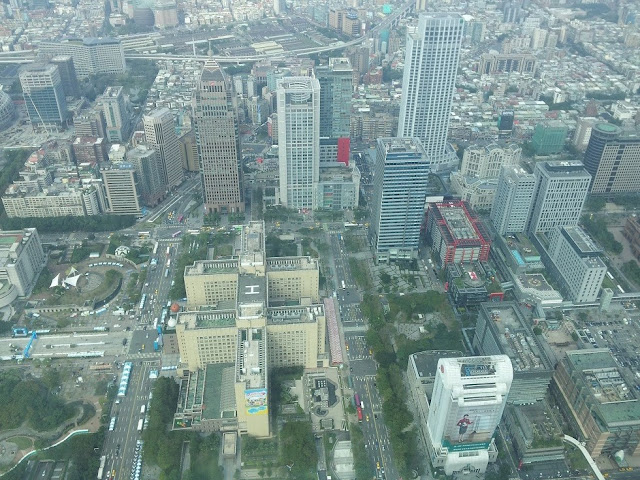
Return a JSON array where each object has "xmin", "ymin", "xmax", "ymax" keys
[{"xmin": 280, "ymin": 422, "xmax": 317, "ymax": 479}]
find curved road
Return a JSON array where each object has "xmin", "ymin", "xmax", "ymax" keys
[{"xmin": 562, "ymin": 434, "xmax": 605, "ymax": 480}]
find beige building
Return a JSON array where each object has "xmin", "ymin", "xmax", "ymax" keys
[{"xmin": 174, "ymin": 221, "xmax": 326, "ymax": 437}]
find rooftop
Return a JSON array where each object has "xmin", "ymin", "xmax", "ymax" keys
[
  {"xmin": 200, "ymin": 60, "xmax": 225, "ymax": 83},
  {"xmin": 267, "ymin": 304, "xmax": 324, "ymax": 325},
  {"xmin": 566, "ymin": 350, "xmax": 640, "ymax": 426},
  {"xmin": 236, "ymin": 328, "xmax": 266, "ymax": 390},
  {"xmin": 481, "ymin": 303, "xmax": 553, "ymax": 372},
  {"xmin": 185, "ymin": 259, "xmax": 238, "ymax": 276},
  {"xmin": 561, "ymin": 226, "xmax": 601, "ymax": 256},
  {"xmin": 539, "ymin": 160, "xmax": 590, "ymax": 177},
  {"xmin": 177, "ymin": 310, "xmax": 237, "ymax": 329},
  {"xmin": 410, "ymin": 350, "xmax": 464, "ymax": 379},
  {"xmin": 439, "ymin": 205, "xmax": 479, "ymax": 241},
  {"xmin": 202, "ymin": 363, "xmax": 236, "ymax": 420}
]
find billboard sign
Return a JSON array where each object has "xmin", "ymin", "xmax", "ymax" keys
[
  {"xmin": 441, "ymin": 401, "xmax": 503, "ymax": 452},
  {"xmin": 245, "ymin": 388, "xmax": 268, "ymax": 416}
]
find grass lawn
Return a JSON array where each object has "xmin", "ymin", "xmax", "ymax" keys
[{"xmin": 8, "ymin": 436, "xmax": 32, "ymax": 449}]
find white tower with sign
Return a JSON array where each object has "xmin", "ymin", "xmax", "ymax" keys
[{"xmin": 426, "ymin": 355, "xmax": 513, "ymax": 475}]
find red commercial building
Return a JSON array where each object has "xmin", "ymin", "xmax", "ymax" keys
[{"xmin": 425, "ymin": 200, "xmax": 491, "ymax": 266}]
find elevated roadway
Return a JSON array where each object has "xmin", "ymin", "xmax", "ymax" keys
[
  {"xmin": 562, "ymin": 435, "xmax": 605, "ymax": 480},
  {"xmin": 0, "ymin": 0, "xmax": 412, "ymax": 65}
]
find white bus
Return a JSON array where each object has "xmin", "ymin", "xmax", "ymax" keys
[
  {"xmin": 140, "ymin": 405, "xmax": 146, "ymax": 414},
  {"xmin": 137, "ymin": 419, "xmax": 144, "ymax": 432},
  {"xmin": 341, "ymin": 280, "xmax": 346, "ymax": 290},
  {"xmin": 152, "ymin": 242, "xmax": 159, "ymax": 255}
]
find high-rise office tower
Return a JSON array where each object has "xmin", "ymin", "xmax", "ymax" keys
[
  {"xmin": 50, "ymin": 56, "xmax": 80, "ymax": 98},
  {"xmin": 192, "ymin": 61, "xmax": 244, "ymax": 214},
  {"xmin": 143, "ymin": 107, "xmax": 184, "ymax": 189},
  {"xmin": 277, "ymin": 77, "xmax": 320, "ymax": 210},
  {"xmin": 583, "ymin": 123, "xmax": 640, "ymax": 194},
  {"xmin": 102, "ymin": 86, "xmax": 130, "ymax": 143},
  {"xmin": 426, "ymin": 355, "xmax": 513, "ymax": 475},
  {"xmin": 100, "ymin": 163, "xmax": 142, "ymax": 216},
  {"xmin": 398, "ymin": 13, "xmax": 463, "ymax": 170},
  {"xmin": 127, "ymin": 145, "xmax": 165, "ymax": 207},
  {"xmin": 527, "ymin": 161, "xmax": 591, "ymax": 235},
  {"xmin": 370, "ymin": 137, "xmax": 430, "ymax": 263},
  {"xmin": 317, "ymin": 58, "xmax": 353, "ymax": 139},
  {"xmin": 491, "ymin": 165, "xmax": 536, "ymax": 235},
  {"xmin": 20, "ymin": 63, "xmax": 68, "ymax": 127}
]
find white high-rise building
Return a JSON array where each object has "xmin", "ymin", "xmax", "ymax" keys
[
  {"xmin": 143, "ymin": 108, "xmax": 184, "ymax": 189},
  {"xmin": 277, "ymin": 77, "xmax": 320, "ymax": 210},
  {"xmin": 460, "ymin": 144, "xmax": 521, "ymax": 179},
  {"xmin": 548, "ymin": 226, "xmax": 607, "ymax": 303},
  {"xmin": 527, "ymin": 161, "xmax": 590, "ymax": 235},
  {"xmin": 491, "ymin": 165, "xmax": 536, "ymax": 235},
  {"xmin": 398, "ymin": 13, "xmax": 464, "ymax": 170},
  {"xmin": 426, "ymin": 355, "xmax": 513, "ymax": 476}
]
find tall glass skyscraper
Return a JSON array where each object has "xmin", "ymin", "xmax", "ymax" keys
[
  {"xmin": 19, "ymin": 63, "xmax": 68, "ymax": 127},
  {"xmin": 277, "ymin": 77, "xmax": 320, "ymax": 210},
  {"xmin": 317, "ymin": 57, "xmax": 353, "ymax": 139},
  {"xmin": 398, "ymin": 13, "xmax": 464, "ymax": 170},
  {"xmin": 143, "ymin": 107, "xmax": 184, "ymax": 190},
  {"xmin": 192, "ymin": 60, "xmax": 244, "ymax": 214},
  {"xmin": 370, "ymin": 137, "xmax": 430, "ymax": 263}
]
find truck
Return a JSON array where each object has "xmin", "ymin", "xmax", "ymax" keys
[{"xmin": 137, "ymin": 419, "xmax": 144, "ymax": 432}]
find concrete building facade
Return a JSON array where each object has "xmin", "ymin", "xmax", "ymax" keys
[
  {"xmin": 100, "ymin": 163, "xmax": 141, "ymax": 216},
  {"xmin": 277, "ymin": 77, "xmax": 320, "ymax": 210},
  {"xmin": 174, "ymin": 222, "xmax": 326, "ymax": 437},
  {"xmin": 143, "ymin": 107, "xmax": 184, "ymax": 189},
  {"xmin": 40, "ymin": 37, "xmax": 126, "ymax": 78},
  {"xmin": 0, "ymin": 228, "xmax": 46, "ymax": 304},
  {"xmin": 398, "ymin": 13, "xmax": 463, "ymax": 169},
  {"xmin": 193, "ymin": 61, "xmax": 244, "ymax": 214},
  {"xmin": 425, "ymin": 355, "xmax": 513, "ymax": 475},
  {"xmin": 473, "ymin": 302, "xmax": 554, "ymax": 405},
  {"xmin": 527, "ymin": 161, "xmax": 590, "ymax": 235},
  {"xmin": 547, "ymin": 226, "xmax": 607, "ymax": 303},
  {"xmin": 553, "ymin": 350, "xmax": 640, "ymax": 457},
  {"xmin": 102, "ymin": 86, "xmax": 130, "ymax": 143},
  {"xmin": 490, "ymin": 165, "xmax": 536, "ymax": 235},
  {"xmin": 370, "ymin": 137, "xmax": 430, "ymax": 263}
]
